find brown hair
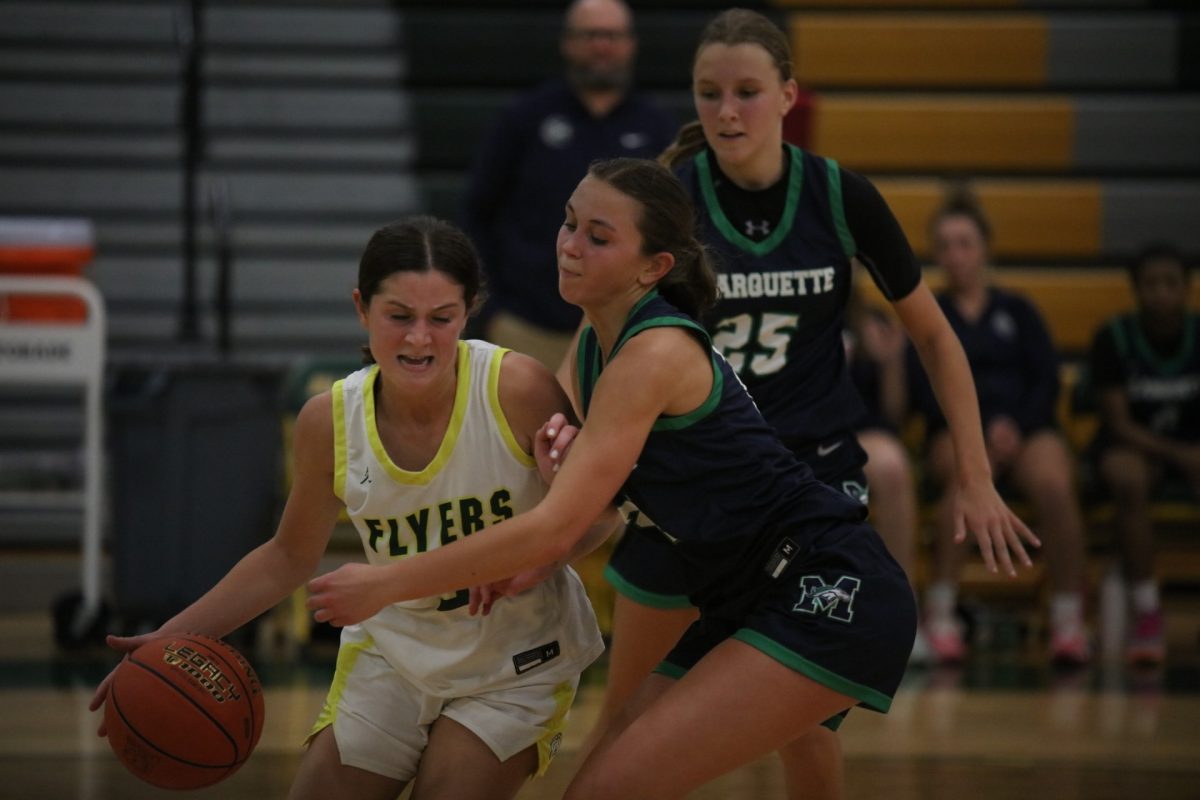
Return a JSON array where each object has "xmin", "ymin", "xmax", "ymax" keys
[
  {"xmin": 587, "ymin": 157, "xmax": 718, "ymax": 318},
  {"xmin": 930, "ymin": 185, "xmax": 992, "ymax": 248},
  {"xmin": 356, "ymin": 216, "xmax": 485, "ymax": 362},
  {"xmin": 659, "ymin": 8, "xmax": 793, "ymax": 169}
]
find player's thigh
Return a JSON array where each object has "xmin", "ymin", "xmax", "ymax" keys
[
  {"xmin": 288, "ymin": 726, "xmax": 407, "ymax": 800},
  {"xmin": 409, "ymin": 716, "xmax": 536, "ymax": 800},
  {"xmin": 607, "ymin": 595, "xmax": 696, "ymax": 691},
  {"xmin": 567, "ymin": 639, "xmax": 855, "ymax": 800}
]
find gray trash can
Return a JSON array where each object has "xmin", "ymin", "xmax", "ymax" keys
[{"xmin": 107, "ymin": 357, "xmax": 286, "ymax": 634}]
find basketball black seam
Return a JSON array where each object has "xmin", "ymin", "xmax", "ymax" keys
[
  {"xmin": 122, "ymin": 655, "xmax": 244, "ymax": 768},
  {"xmin": 177, "ymin": 635, "xmax": 262, "ymax": 758}
]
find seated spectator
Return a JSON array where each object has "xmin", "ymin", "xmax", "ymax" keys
[
  {"xmin": 1086, "ymin": 243, "xmax": 1200, "ymax": 665},
  {"xmin": 910, "ymin": 190, "xmax": 1092, "ymax": 666}
]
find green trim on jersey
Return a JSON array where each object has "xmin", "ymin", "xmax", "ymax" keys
[
  {"xmin": 733, "ymin": 628, "xmax": 892, "ymax": 713},
  {"xmin": 1130, "ymin": 314, "xmax": 1197, "ymax": 376},
  {"xmin": 825, "ymin": 157, "xmax": 857, "ymax": 259},
  {"xmin": 695, "ymin": 144, "xmax": 804, "ymax": 257},
  {"xmin": 578, "ymin": 289, "xmax": 723, "ymax": 430},
  {"xmin": 1108, "ymin": 317, "xmax": 1131, "ymax": 359},
  {"xmin": 332, "ymin": 378, "xmax": 348, "ymax": 502},
  {"xmin": 603, "ymin": 562, "xmax": 692, "ymax": 609},
  {"xmin": 486, "ymin": 347, "xmax": 537, "ymax": 468},
  {"xmin": 651, "ymin": 353, "xmax": 725, "ymax": 432},
  {"xmin": 611, "ymin": 293, "xmax": 723, "ymax": 431},
  {"xmin": 364, "ymin": 341, "xmax": 472, "ymax": 485}
]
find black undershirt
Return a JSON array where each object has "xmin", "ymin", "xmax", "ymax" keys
[{"xmin": 707, "ymin": 146, "xmax": 920, "ymax": 301}]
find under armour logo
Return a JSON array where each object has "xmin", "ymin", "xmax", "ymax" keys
[{"xmin": 744, "ymin": 219, "xmax": 771, "ymax": 237}]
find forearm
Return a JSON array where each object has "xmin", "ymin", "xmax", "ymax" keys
[
  {"xmin": 563, "ymin": 506, "xmax": 621, "ymax": 565},
  {"xmin": 368, "ymin": 505, "xmax": 578, "ymax": 605},
  {"xmin": 157, "ymin": 539, "xmax": 320, "ymax": 639}
]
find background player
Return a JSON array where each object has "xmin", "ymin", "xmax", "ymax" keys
[{"xmin": 89, "ymin": 217, "xmax": 612, "ymax": 800}]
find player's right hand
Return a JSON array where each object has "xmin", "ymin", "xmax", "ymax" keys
[{"xmin": 88, "ymin": 632, "xmax": 162, "ymax": 736}]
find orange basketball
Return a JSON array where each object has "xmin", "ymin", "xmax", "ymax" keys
[{"xmin": 104, "ymin": 634, "xmax": 265, "ymax": 790}]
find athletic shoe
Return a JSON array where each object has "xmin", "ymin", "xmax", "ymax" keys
[
  {"xmin": 1050, "ymin": 626, "xmax": 1092, "ymax": 666},
  {"xmin": 908, "ymin": 627, "xmax": 934, "ymax": 666},
  {"xmin": 924, "ymin": 618, "xmax": 967, "ymax": 664},
  {"xmin": 1126, "ymin": 609, "xmax": 1166, "ymax": 665}
]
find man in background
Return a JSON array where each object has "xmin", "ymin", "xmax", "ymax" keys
[{"xmin": 463, "ymin": 0, "xmax": 677, "ymax": 368}]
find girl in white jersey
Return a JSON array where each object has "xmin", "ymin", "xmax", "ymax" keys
[{"xmin": 89, "ymin": 216, "xmax": 611, "ymax": 800}]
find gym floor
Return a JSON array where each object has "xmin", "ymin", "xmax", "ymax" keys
[{"xmin": 2, "ymin": 592, "xmax": 1199, "ymax": 800}]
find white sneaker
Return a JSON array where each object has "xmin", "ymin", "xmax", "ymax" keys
[{"xmin": 908, "ymin": 627, "xmax": 935, "ymax": 666}]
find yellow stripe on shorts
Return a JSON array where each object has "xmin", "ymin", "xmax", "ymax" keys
[
  {"xmin": 534, "ymin": 680, "xmax": 577, "ymax": 777},
  {"xmin": 306, "ymin": 631, "xmax": 374, "ymax": 745}
]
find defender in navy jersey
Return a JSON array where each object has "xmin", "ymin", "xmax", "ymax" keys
[
  {"xmin": 1086, "ymin": 244, "xmax": 1200, "ymax": 664},
  {"xmin": 307, "ymin": 158, "xmax": 1035, "ymax": 800},
  {"xmin": 591, "ymin": 12, "xmax": 1038, "ymax": 795}
]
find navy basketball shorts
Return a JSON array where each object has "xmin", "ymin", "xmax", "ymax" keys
[
  {"xmin": 658, "ymin": 520, "xmax": 917, "ymax": 717},
  {"xmin": 604, "ymin": 432, "xmax": 869, "ymax": 608}
]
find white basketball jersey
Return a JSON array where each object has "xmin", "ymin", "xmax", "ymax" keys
[{"xmin": 332, "ymin": 339, "xmax": 603, "ymax": 695}]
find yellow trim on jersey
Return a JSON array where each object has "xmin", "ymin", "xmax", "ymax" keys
[
  {"xmin": 487, "ymin": 347, "xmax": 537, "ymax": 468},
  {"xmin": 331, "ymin": 378, "xmax": 347, "ymax": 502},
  {"xmin": 535, "ymin": 680, "xmax": 577, "ymax": 777},
  {"xmin": 306, "ymin": 630, "xmax": 374, "ymax": 745},
  {"xmin": 364, "ymin": 342, "xmax": 472, "ymax": 485}
]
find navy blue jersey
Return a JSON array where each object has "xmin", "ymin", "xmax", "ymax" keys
[
  {"xmin": 676, "ymin": 145, "xmax": 918, "ymax": 443},
  {"xmin": 576, "ymin": 291, "xmax": 865, "ymax": 602},
  {"xmin": 1089, "ymin": 313, "xmax": 1200, "ymax": 441},
  {"xmin": 463, "ymin": 79, "xmax": 677, "ymax": 332},
  {"xmin": 909, "ymin": 287, "xmax": 1060, "ymax": 436}
]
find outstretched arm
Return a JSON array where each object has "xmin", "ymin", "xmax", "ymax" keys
[
  {"xmin": 893, "ymin": 283, "xmax": 1040, "ymax": 575},
  {"xmin": 307, "ymin": 327, "xmax": 703, "ymax": 626},
  {"xmin": 90, "ymin": 393, "xmax": 343, "ymax": 730}
]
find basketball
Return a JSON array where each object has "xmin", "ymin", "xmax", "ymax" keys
[{"xmin": 103, "ymin": 634, "xmax": 265, "ymax": 790}]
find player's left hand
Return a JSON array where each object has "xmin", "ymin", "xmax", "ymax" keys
[
  {"xmin": 953, "ymin": 478, "xmax": 1041, "ymax": 577},
  {"xmin": 468, "ymin": 563, "xmax": 557, "ymax": 616},
  {"xmin": 535, "ymin": 412, "xmax": 579, "ymax": 484},
  {"xmin": 307, "ymin": 563, "xmax": 389, "ymax": 627}
]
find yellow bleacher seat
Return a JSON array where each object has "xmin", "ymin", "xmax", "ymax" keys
[{"xmin": 791, "ymin": 13, "xmax": 1047, "ymax": 87}]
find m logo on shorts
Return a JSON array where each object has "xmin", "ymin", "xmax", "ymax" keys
[{"xmin": 793, "ymin": 575, "xmax": 861, "ymax": 623}]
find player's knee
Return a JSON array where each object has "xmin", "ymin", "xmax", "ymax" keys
[{"xmin": 563, "ymin": 768, "xmax": 619, "ymax": 800}]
